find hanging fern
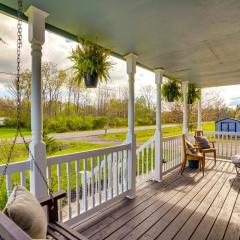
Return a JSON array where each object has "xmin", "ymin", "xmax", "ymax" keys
[
  {"xmin": 162, "ymin": 79, "xmax": 181, "ymax": 102},
  {"xmin": 69, "ymin": 37, "xmax": 114, "ymax": 85},
  {"xmin": 188, "ymin": 84, "xmax": 200, "ymax": 104}
]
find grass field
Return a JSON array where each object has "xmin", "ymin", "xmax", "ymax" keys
[
  {"xmin": 0, "ymin": 127, "xmax": 31, "ymax": 138},
  {"xmin": 100, "ymin": 121, "xmax": 215, "ymax": 142}
]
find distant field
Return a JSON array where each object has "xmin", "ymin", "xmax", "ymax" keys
[
  {"xmin": 0, "ymin": 127, "xmax": 31, "ymax": 138},
  {"xmin": 100, "ymin": 122, "xmax": 215, "ymax": 142}
]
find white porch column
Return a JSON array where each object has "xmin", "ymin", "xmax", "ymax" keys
[
  {"xmin": 197, "ymin": 89, "xmax": 202, "ymax": 131},
  {"xmin": 125, "ymin": 53, "xmax": 137, "ymax": 199},
  {"xmin": 26, "ymin": 6, "xmax": 49, "ymax": 199},
  {"xmin": 154, "ymin": 69, "xmax": 164, "ymax": 182},
  {"xmin": 182, "ymin": 81, "xmax": 189, "ymax": 134}
]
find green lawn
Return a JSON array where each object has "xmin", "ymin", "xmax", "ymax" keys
[
  {"xmin": 0, "ymin": 127, "xmax": 31, "ymax": 138},
  {"xmin": 100, "ymin": 122, "xmax": 215, "ymax": 142}
]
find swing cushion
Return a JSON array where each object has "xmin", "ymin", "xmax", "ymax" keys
[{"xmin": 3, "ymin": 185, "xmax": 47, "ymax": 239}]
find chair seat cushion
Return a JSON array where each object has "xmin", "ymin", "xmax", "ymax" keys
[
  {"xmin": 3, "ymin": 185, "xmax": 47, "ymax": 239},
  {"xmin": 186, "ymin": 140, "xmax": 196, "ymax": 154},
  {"xmin": 194, "ymin": 136, "xmax": 211, "ymax": 149},
  {"xmin": 232, "ymin": 155, "xmax": 240, "ymax": 164}
]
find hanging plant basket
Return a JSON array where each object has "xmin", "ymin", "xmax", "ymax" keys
[
  {"xmin": 188, "ymin": 84, "xmax": 200, "ymax": 104},
  {"xmin": 84, "ymin": 72, "xmax": 99, "ymax": 88},
  {"xmin": 162, "ymin": 79, "xmax": 181, "ymax": 102},
  {"xmin": 69, "ymin": 38, "xmax": 114, "ymax": 88}
]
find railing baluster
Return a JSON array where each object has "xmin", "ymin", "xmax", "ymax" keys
[
  {"xmin": 75, "ymin": 160, "xmax": 80, "ymax": 216},
  {"xmin": 235, "ymin": 134, "xmax": 238, "ymax": 155},
  {"xmin": 47, "ymin": 165, "xmax": 51, "ymax": 195},
  {"xmin": 82, "ymin": 158, "xmax": 88, "ymax": 212},
  {"xmin": 20, "ymin": 171, "xmax": 26, "ymax": 187},
  {"xmin": 91, "ymin": 157, "xmax": 95, "ymax": 208},
  {"xmin": 151, "ymin": 142, "xmax": 154, "ymax": 173},
  {"xmin": 66, "ymin": 161, "xmax": 72, "ymax": 219},
  {"xmin": 57, "ymin": 163, "xmax": 62, "ymax": 221},
  {"xmin": 121, "ymin": 150, "xmax": 124, "ymax": 193},
  {"xmin": 146, "ymin": 146, "xmax": 149, "ymax": 177},
  {"xmin": 104, "ymin": 154, "xmax": 107, "ymax": 201},
  {"xmin": 137, "ymin": 152, "xmax": 140, "ymax": 179},
  {"xmin": 109, "ymin": 152, "xmax": 113, "ymax": 198},
  {"xmin": 97, "ymin": 156, "xmax": 101, "ymax": 205},
  {"xmin": 116, "ymin": 151, "xmax": 119, "ymax": 196},
  {"xmin": 141, "ymin": 150, "xmax": 144, "ymax": 181},
  {"xmin": 6, "ymin": 174, "xmax": 12, "ymax": 198},
  {"xmin": 126, "ymin": 149, "xmax": 129, "ymax": 191}
]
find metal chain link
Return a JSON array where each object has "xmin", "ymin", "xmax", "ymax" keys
[{"xmin": 0, "ymin": 0, "xmax": 53, "ymax": 198}]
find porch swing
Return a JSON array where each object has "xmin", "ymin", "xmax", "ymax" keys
[{"xmin": 0, "ymin": 1, "xmax": 87, "ymax": 240}]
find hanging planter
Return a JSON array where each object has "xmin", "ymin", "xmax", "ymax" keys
[
  {"xmin": 162, "ymin": 79, "xmax": 181, "ymax": 102},
  {"xmin": 84, "ymin": 71, "xmax": 99, "ymax": 88},
  {"xmin": 188, "ymin": 84, "xmax": 200, "ymax": 104},
  {"xmin": 69, "ymin": 38, "xmax": 113, "ymax": 88}
]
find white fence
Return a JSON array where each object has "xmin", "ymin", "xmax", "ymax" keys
[
  {"xmin": 136, "ymin": 136, "xmax": 156, "ymax": 186},
  {"xmin": 136, "ymin": 134, "xmax": 183, "ymax": 185},
  {"xmin": 204, "ymin": 131, "xmax": 240, "ymax": 159},
  {"xmin": 162, "ymin": 135, "xmax": 183, "ymax": 174},
  {"xmin": 47, "ymin": 143, "xmax": 131, "ymax": 224},
  {"xmin": 0, "ymin": 144, "xmax": 131, "ymax": 225},
  {"xmin": 0, "ymin": 134, "xmax": 183, "ymax": 223}
]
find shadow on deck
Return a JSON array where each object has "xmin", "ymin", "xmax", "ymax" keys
[{"xmin": 73, "ymin": 159, "xmax": 240, "ymax": 240}]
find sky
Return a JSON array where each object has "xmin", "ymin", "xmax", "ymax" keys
[{"xmin": 0, "ymin": 13, "xmax": 240, "ymax": 107}]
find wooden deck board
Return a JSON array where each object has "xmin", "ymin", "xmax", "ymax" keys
[
  {"xmin": 74, "ymin": 160, "xmax": 240, "ymax": 240},
  {"xmin": 158, "ymin": 163, "xmax": 234, "ymax": 240}
]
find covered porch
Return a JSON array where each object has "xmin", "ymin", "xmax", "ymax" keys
[{"xmin": 0, "ymin": 1, "xmax": 240, "ymax": 239}]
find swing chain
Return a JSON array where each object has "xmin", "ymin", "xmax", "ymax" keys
[{"xmin": 0, "ymin": 0, "xmax": 53, "ymax": 198}]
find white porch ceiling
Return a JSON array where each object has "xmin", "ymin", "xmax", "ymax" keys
[{"xmin": 1, "ymin": 0, "xmax": 240, "ymax": 87}]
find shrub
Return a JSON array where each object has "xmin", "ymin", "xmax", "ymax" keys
[
  {"xmin": 136, "ymin": 118, "xmax": 149, "ymax": 126},
  {"xmin": 3, "ymin": 118, "xmax": 24, "ymax": 128},
  {"xmin": 66, "ymin": 117, "xmax": 83, "ymax": 131},
  {"xmin": 80, "ymin": 116, "xmax": 93, "ymax": 130},
  {"xmin": 46, "ymin": 119, "xmax": 68, "ymax": 133},
  {"xmin": 92, "ymin": 116, "xmax": 109, "ymax": 129},
  {"xmin": 43, "ymin": 131, "xmax": 62, "ymax": 154},
  {"xmin": 110, "ymin": 117, "xmax": 127, "ymax": 127}
]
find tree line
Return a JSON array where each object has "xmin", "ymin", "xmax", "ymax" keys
[{"xmin": 0, "ymin": 62, "xmax": 235, "ymax": 133}]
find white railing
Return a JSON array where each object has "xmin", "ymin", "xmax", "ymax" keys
[
  {"xmin": 0, "ymin": 144, "xmax": 130, "ymax": 225},
  {"xmin": 46, "ymin": 143, "xmax": 131, "ymax": 225},
  {"xmin": 136, "ymin": 134, "xmax": 183, "ymax": 186},
  {"xmin": 0, "ymin": 160, "xmax": 30, "ymax": 198},
  {"xmin": 204, "ymin": 131, "xmax": 240, "ymax": 159},
  {"xmin": 0, "ymin": 134, "xmax": 184, "ymax": 222},
  {"xmin": 162, "ymin": 135, "xmax": 183, "ymax": 174},
  {"xmin": 136, "ymin": 135, "xmax": 155, "ymax": 186}
]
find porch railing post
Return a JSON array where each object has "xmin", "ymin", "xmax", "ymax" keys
[
  {"xmin": 26, "ymin": 6, "xmax": 49, "ymax": 199},
  {"xmin": 182, "ymin": 81, "xmax": 189, "ymax": 134},
  {"xmin": 125, "ymin": 53, "xmax": 137, "ymax": 199},
  {"xmin": 154, "ymin": 69, "xmax": 164, "ymax": 182},
  {"xmin": 197, "ymin": 89, "xmax": 202, "ymax": 131}
]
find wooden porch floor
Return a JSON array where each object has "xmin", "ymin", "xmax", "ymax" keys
[{"xmin": 73, "ymin": 159, "xmax": 240, "ymax": 240}]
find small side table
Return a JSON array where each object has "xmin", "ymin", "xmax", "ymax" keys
[{"xmin": 231, "ymin": 155, "xmax": 240, "ymax": 177}]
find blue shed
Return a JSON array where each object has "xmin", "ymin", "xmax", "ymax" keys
[{"xmin": 216, "ymin": 118, "xmax": 240, "ymax": 132}]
